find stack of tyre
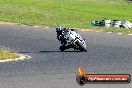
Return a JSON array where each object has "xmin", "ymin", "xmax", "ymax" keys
[
  {"xmin": 102, "ymin": 20, "xmax": 111, "ymax": 27},
  {"xmin": 112, "ymin": 20, "xmax": 132, "ymax": 29},
  {"xmin": 121, "ymin": 21, "xmax": 132, "ymax": 29},
  {"xmin": 91, "ymin": 20, "xmax": 132, "ymax": 29},
  {"xmin": 91, "ymin": 20, "xmax": 111, "ymax": 27},
  {"xmin": 112, "ymin": 20, "xmax": 122, "ymax": 27},
  {"xmin": 91, "ymin": 21, "xmax": 102, "ymax": 26}
]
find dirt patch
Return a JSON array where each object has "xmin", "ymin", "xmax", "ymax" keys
[
  {"xmin": 0, "ymin": 22, "xmax": 17, "ymax": 24},
  {"xmin": 0, "ymin": 54, "xmax": 31, "ymax": 62}
]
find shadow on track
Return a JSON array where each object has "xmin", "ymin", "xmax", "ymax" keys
[
  {"xmin": 15, "ymin": 50, "xmax": 82, "ymax": 53},
  {"xmin": 39, "ymin": 50, "xmax": 81, "ymax": 53}
]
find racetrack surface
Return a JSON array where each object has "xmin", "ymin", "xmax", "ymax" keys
[{"xmin": 0, "ymin": 24, "xmax": 132, "ymax": 88}]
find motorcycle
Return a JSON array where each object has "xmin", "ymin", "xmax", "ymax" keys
[{"xmin": 57, "ymin": 28, "xmax": 87, "ymax": 52}]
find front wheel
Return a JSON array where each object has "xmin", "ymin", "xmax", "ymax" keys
[
  {"xmin": 75, "ymin": 41, "xmax": 87, "ymax": 52},
  {"xmin": 59, "ymin": 46, "xmax": 65, "ymax": 51}
]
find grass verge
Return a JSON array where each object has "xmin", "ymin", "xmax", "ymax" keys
[
  {"xmin": 0, "ymin": 48, "xmax": 19, "ymax": 60},
  {"xmin": 0, "ymin": 0, "xmax": 132, "ymax": 33}
]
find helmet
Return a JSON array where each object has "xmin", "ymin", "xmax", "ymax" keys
[{"xmin": 56, "ymin": 26, "xmax": 62, "ymax": 32}]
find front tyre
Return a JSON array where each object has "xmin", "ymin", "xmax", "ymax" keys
[
  {"xmin": 76, "ymin": 41, "xmax": 87, "ymax": 52},
  {"xmin": 59, "ymin": 46, "xmax": 65, "ymax": 51}
]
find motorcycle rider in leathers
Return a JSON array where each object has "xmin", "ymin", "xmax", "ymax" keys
[
  {"xmin": 56, "ymin": 26, "xmax": 67, "ymax": 50},
  {"xmin": 56, "ymin": 26, "xmax": 76, "ymax": 50}
]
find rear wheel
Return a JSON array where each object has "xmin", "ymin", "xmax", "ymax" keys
[{"xmin": 76, "ymin": 41, "xmax": 87, "ymax": 52}]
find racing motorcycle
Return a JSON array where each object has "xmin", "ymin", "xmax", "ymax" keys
[{"xmin": 56, "ymin": 26, "xmax": 87, "ymax": 52}]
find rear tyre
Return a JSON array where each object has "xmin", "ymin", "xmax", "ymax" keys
[{"xmin": 76, "ymin": 41, "xmax": 87, "ymax": 52}]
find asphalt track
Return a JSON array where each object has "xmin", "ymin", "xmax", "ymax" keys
[{"xmin": 0, "ymin": 24, "xmax": 132, "ymax": 88}]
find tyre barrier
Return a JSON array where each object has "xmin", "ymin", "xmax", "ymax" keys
[
  {"xmin": 112, "ymin": 20, "xmax": 122, "ymax": 27},
  {"xmin": 91, "ymin": 20, "xmax": 132, "ymax": 29},
  {"xmin": 91, "ymin": 20, "xmax": 111, "ymax": 27},
  {"xmin": 91, "ymin": 21, "xmax": 102, "ymax": 26},
  {"xmin": 102, "ymin": 20, "xmax": 111, "ymax": 27},
  {"xmin": 121, "ymin": 21, "xmax": 132, "ymax": 29}
]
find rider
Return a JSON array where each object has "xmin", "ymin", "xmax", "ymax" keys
[
  {"xmin": 56, "ymin": 26, "xmax": 77, "ymax": 51},
  {"xmin": 56, "ymin": 26, "xmax": 62, "ymax": 40},
  {"xmin": 56, "ymin": 26, "xmax": 67, "ymax": 49}
]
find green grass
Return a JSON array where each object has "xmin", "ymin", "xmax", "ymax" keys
[
  {"xmin": 0, "ymin": 0, "xmax": 132, "ymax": 33},
  {"xmin": 0, "ymin": 48, "xmax": 19, "ymax": 60}
]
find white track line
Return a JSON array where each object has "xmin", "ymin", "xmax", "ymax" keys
[
  {"xmin": 45, "ymin": 27, "xmax": 50, "ymax": 28},
  {"xmin": 117, "ymin": 33, "xmax": 123, "ymax": 35},
  {"xmin": 107, "ymin": 32, "xmax": 112, "ymax": 33},
  {"xmin": 21, "ymin": 25, "xmax": 27, "ymax": 26},
  {"xmin": 128, "ymin": 34, "xmax": 132, "ymax": 36},
  {"xmin": 81, "ymin": 30, "xmax": 86, "ymax": 31},
  {"xmin": 81, "ymin": 29, "xmax": 132, "ymax": 36},
  {"xmin": 20, "ymin": 25, "xmax": 132, "ymax": 36},
  {"xmin": 33, "ymin": 26, "xmax": 39, "ymax": 28}
]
